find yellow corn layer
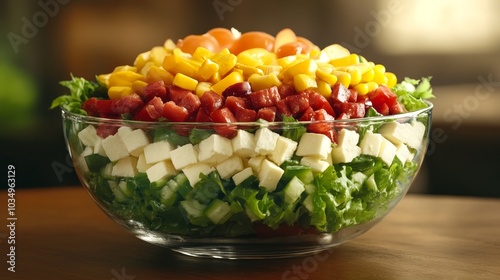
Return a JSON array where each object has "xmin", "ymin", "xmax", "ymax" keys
[
  {"xmin": 248, "ymin": 73, "xmax": 281, "ymax": 92},
  {"xmin": 294, "ymin": 74, "xmax": 317, "ymax": 92},
  {"xmin": 173, "ymin": 73, "xmax": 198, "ymax": 91},
  {"xmin": 211, "ymin": 71, "xmax": 243, "ymax": 95},
  {"xmin": 353, "ymin": 82, "xmax": 379, "ymax": 96}
]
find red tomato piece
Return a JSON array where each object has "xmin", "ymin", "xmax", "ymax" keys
[
  {"xmin": 256, "ymin": 107, "xmax": 277, "ymax": 122},
  {"xmin": 179, "ymin": 92, "xmax": 201, "ymax": 115},
  {"xmin": 277, "ymin": 84, "xmax": 296, "ymax": 99},
  {"xmin": 195, "ymin": 108, "xmax": 212, "ymax": 122},
  {"xmin": 82, "ymin": 97, "xmax": 115, "ymax": 117},
  {"xmin": 348, "ymin": 89, "xmax": 358, "ymax": 102},
  {"xmin": 133, "ymin": 97, "xmax": 164, "ymax": 121},
  {"xmin": 307, "ymin": 90, "xmax": 335, "ymax": 117},
  {"xmin": 210, "ymin": 108, "xmax": 238, "ymax": 138},
  {"xmin": 248, "ymin": 86, "xmax": 281, "ymax": 110},
  {"xmin": 96, "ymin": 124, "xmax": 119, "ymax": 138},
  {"xmin": 222, "ymin": 81, "xmax": 252, "ymax": 97},
  {"xmin": 368, "ymin": 86, "xmax": 397, "ymax": 115},
  {"xmin": 286, "ymin": 92, "xmax": 310, "ymax": 116},
  {"xmin": 307, "ymin": 109, "xmax": 336, "ymax": 142},
  {"xmin": 298, "ymin": 106, "xmax": 315, "ymax": 121},
  {"xmin": 200, "ymin": 90, "xmax": 225, "ymax": 114},
  {"xmin": 333, "ymin": 102, "xmax": 366, "ymax": 118},
  {"xmin": 225, "ymin": 96, "xmax": 249, "ymax": 114},
  {"xmin": 330, "ymin": 83, "xmax": 351, "ymax": 103},
  {"xmin": 389, "ymin": 101, "xmax": 407, "ymax": 115},
  {"xmin": 142, "ymin": 80, "xmax": 168, "ymax": 102},
  {"xmin": 111, "ymin": 93, "xmax": 144, "ymax": 115},
  {"xmin": 167, "ymin": 85, "xmax": 191, "ymax": 104},
  {"xmin": 163, "ymin": 101, "xmax": 189, "ymax": 122},
  {"xmin": 276, "ymin": 99, "xmax": 292, "ymax": 117},
  {"xmin": 235, "ymin": 108, "xmax": 257, "ymax": 122}
]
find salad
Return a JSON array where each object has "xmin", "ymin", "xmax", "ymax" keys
[{"xmin": 53, "ymin": 28, "xmax": 434, "ymax": 238}]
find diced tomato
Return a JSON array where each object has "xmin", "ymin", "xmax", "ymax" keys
[
  {"xmin": 368, "ymin": 86, "xmax": 397, "ymax": 115},
  {"xmin": 298, "ymin": 106, "xmax": 315, "ymax": 121},
  {"xmin": 163, "ymin": 101, "xmax": 189, "ymax": 122},
  {"xmin": 333, "ymin": 102, "xmax": 365, "ymax": 118},
  {"xmin": 179, "ymin": 92, "xmax": 201, "ymax": 115},
  {"xmin": 348, "ymin": 89, "xmax": 358, "ymax": 102},
  {"xmin": 389, "ymin": 101, "xmax": 407, "ymax": 115},
  {"xmin": 276, "ymin": 99, "xmax": 292, "ymax": 117},
  {"xmin": 133, "ymin": 97, "xmax": 164, "ymax": 121},
  {"xmin": 111, "ymin": 93, "xmax": 144, "ymax": 115},
  {"xmin": 225, "ymin": 96, "xmax": 248, "ymax": 114},
  {"xmin": 330, "ymin": 83, "xmax": 351, "ymax": 103},
  {"xmin": 286, "ymin": 92, "xmax": 310, "ymax": 116},
  {"xmin": 142, "ymin": 80, "xmax": 168, "ymax": 102},
  {"xmin": 195, "ymin": 108, "xmax": 212, "ymax": 122},
  {"xmin": 277, "ymin": 84, "xmax": 296, "ymax": 99},
  {"xmin": 210, "ymin": 107, "xmax": 238, "ymax": 138},
  {"xmin": 336, "ymin": 113, "xmax": 350, "ymax": 120},
  {"xmin": 307, "ymin": 90, "xmax": 335, "ymax": 117},
  {"xmin": 82, "ymin": 98, "xmax": 116, "ymax": 117},
  {"xmin": 235, "ymin": 108, "xmax": 257, "ymax": 122},
  {"xmin": 167, "ymin": 85, "xmax": 191, "ymax": 104},
  {"xmin": 256, "ymin": 107, "xmax": 277, "ymax": 122},
  {"xmin": 200, "ymin": 90, "xmax": 224, "ymax": 113},
  {"xmin": 307, "ymin": 109, "xmax": 336, "ymax": 142},
  {"xmin": 96, "ymin": 124, "xmax": 119, "ymax": 138},
  {"xmin": 248, "ymin": 86, "xmax": 281, "ymax": 109},
  {"xmin": 222, "ymin": 81, "xmax": 252, "ymax": 97}
]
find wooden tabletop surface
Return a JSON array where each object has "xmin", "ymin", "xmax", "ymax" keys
[{"xmin": 1, "ymin": 186, "xmax": 499, "ymax": 280}]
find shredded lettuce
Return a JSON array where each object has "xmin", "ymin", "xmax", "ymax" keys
[
  {"xmin": 50, "ymin": 75, "xmax": 105, "ymax": 114},
  {"xmin": 393, "ymin": 76, "xmax": 434, "ymax": 111}
]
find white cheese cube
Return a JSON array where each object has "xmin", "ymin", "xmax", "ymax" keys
[
  {"xmin": 78, "ymin": 146, "xmax": 94, "ymax": 173},
  {"xmin": 300, "ymin": 156, "xmax": 330, "ymax": 173},
  {"xmin": 379, "ymin": 121, "xmax": 425, "ymax": 150},
  {"xmin": 146, "ymin": 160, "xmax": 177, "ymax": 183},
  {"xmin": 268, "ymin": 136, "xmax": 298, "ymax": 166},
  {"xmin": 216, "ymin": 155, "xmax": 244, "ymax": 179},
  {"xmin": 143, "ymin": 141, "xmax": 174, "ymax": 164},
  {"xmin": 136, "ymin": 153, "xmax": 154, "ymax": 172},
  {"xmin": 78, "ymin": 125, "xmax": 101, "ymax": 147},
  {"xmin": 232, "ymin": 167, "xmax": 254, "ymax": 186},
  {"xmin": 232, "ymin": 130, "xmax": 257, "ymax": 158},
  {"xmin": 331, "ymin": 145, "xmax": 361, "ymax": 163},
  {"xmin": 198, "ymin": 134, "xmax": 233, "ymax": 164},
  {"xmin": 93, "ymin": 139, "xmax": 107, "ymax": 156},
  {"xmin": 296, "ymin": 133, "xmax": 332, "ymax": 160},
  {"xmin": 170, "ymin": 144, "xmax": 198, "ymax": 170},
  {"xmin": 117, "ymin": 128, "xmax": 150, "ymax": 157},
  {"xmin": 248, "ymin": 155, "xmax": 266, "ymax": 173},
  {"xmin": 254, "ymin": 127, "xmax": 280, "ymax": 156},
  {"xmin": 395, "ymin": 143, "xmax": 412, "ymax": 164},
  {"xmin": 359, "ymin": 131, "xmax": 384, "ymax": 157},
  {"xmin": 258, "ymin": 159, "xmax": 284, "ymax": 192},
  {"xmin": 337, "ymin": 129, "xmax": 360, "ymax": 147},
  {"xmin": 378, "ymin": 139, "xmax": 397, "ymax": 166},
  {"xmin": 112, "ymin": 156, "xmax": 138, "ymax": 177},
  {"xmin": 101, "ymin": 134, "xmax": 129, "ymax": 162},
  {"xmin": 182, "ymin": 163, "xmax": 213, "ymax": 187}
]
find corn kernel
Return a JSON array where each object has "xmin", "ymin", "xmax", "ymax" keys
[
  {"xmin": 257, "ymin": 65, "xmax": 282, "ymax": 75},
  {"xmin": 330, "ymin": 54, "xmax": 359, "ymax": 67},
  {"xmin": 173, "ymin": 73, "xmax": 198, "ymax": 91},
  {"xmin": 151, "ymin": 46, "xmax": 168, "ymax": 66},
  {"xmin": 276, "ymin": 55, "xmax": 298, "ymax": 68},
  {"xmin": 163, "ymin": 39, "xmax": 176, "ymax": 51},
  {"xmin": 317, "ymin": 62, "xmax": 334, "ymax": 73},
  {"xmin": 385, "ymin": 72, "xmax": 397, "ymax": 88},
  {"xmin": 176, "ymin": 60, "xmax": 200, "ymax": 79},
  {"xmin": 373, "ymin": 64, "xmax": 386, "ymax": 73},
  {"xmin": 97, "ymin": 73, "xmax": 111, "ymax": 87},
  {"xmin": 317, "ymin": 79, "xmax": 332, "ymax": 98},
  {"xmin": 195, "ymin": 82, "xmax": 213, "ymax": 97},
  {"xmin": 332, "ymin": 71, "xmax": 351, "ymax": 88},
  {"xmin": 140, "ymin": 61, "xmax": 154, "ymax": 77},
  {"xmin": 235, "ymin": 63, "xmax": 264, "ymax": 79},
  {"xmin": 199, "ymin": 59, "xmax": 219, "ymax": 81},
  {"xmin": 212, "ymin": 53, "xmax": 237, "ymax": 77},
  {"xmin": 131, "ymin": 80, "xmax": 148, "ymax": 95},
  {"xmin": 348, "ymin": 68, "xmax": 362, "ymax": 86},
  {"xmin": 108, "ymin": 86, "xmax": 133, "ymax": 100},
  {"xmin": 134, "ymin": 51, "xmax": 151, "ymax": 70},
  {"xmin": 316, "ymin": 69, "xmax": 338, "ymax": 85},
  {"xmin": 361, "ymin": 68, "xmax": 375, "ymax": 83},
  {"xmin": 237, "ymin": 51, "xmax": 261, "ymax": 67},
  {"xmin": 192, "ymin": 47, "xmax": 214, "ymax": 62},
  {"xmin": 294, "ymin": 74, "xmax": 317, "ymax": 92},
  {"xmin": 211, "ymin": 71, "xmax": 243, "ymax": 95},
  {"xmin": 248, "ymin": 73, "xmax": 281, "ymax": 91},
  {"xmin": 108, "ymin": 71, "xmax": 143, "ymax": 87},
  {"xmin": 146, "ymin": 65, "xmax": 174, "ymax": 85},
  {"xmin": 284, "ymin": 59, "xmax": 318, "ymax": 80},
  {"xmin": 353, "ymin": 82, "xmax": 378, "ymax": 95}
]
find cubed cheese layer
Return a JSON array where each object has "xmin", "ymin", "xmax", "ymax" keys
[
  {"xmin": 254, "ymin": 127, "xmax": 280, "ymax": 155},
  {"xmin": 182, "ymin": 163, "xmax": 213, "ymax": 187},
  {"xmin": 232, "ymin": 130, "xmax": 257, "ymax": 158},
  {"xmin": 296, "ymin": 133, "xmax": 332, "ymax": 159},
  {"xmin": 198, "ymin": 134, "xmax": 233, "ymax": 164},
  {"xmin": 216, "ymin": 155, "xmax": 244, "ymax": 179},
  {"xmin": 143, "ymin": 141, "xmax": 174, "ymax": 164},
  {"xmin": 258, "ymin": 159, "xmax": 284, "ymax": 192},
  {"xmin": 268, "ymin": 136, "xmax": 298, "ymax": 166},
  {"xmin": 170, "ymin": 144, "xmax": 198, "ymax": 170},
  {"xmin": 146, "ymin": 160, "xmax": 177, "ymax": 183}
]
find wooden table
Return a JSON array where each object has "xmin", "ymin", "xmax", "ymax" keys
[{"xmin": 1, "ymin": 186, "xmax": 499, "ymax": 280}]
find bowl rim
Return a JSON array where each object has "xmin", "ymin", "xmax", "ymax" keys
[{"xmin": 61, "ymin": 100, "xmax": 433, "ymax": 127}]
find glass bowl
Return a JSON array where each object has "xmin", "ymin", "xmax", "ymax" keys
[{"xmin": 62, "ymin": 102, "xmax": 432, "ymax": 259}]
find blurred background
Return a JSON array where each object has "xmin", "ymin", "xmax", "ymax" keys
[{"xmin": 1, "ymin": 0, "xmax": 499, "ymax": 197}]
